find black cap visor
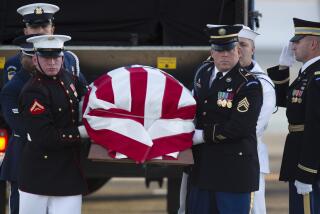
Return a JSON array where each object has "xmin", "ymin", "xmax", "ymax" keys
[
  {"xmin": 36, "ymin": 49, "xmax": 63, "ymax": 57},
  {"xmin": 211, "ymin": 42, "xmax": 237, "ymax": 52},
  {"xmin": 23, "ymin": 13, "xmax": 53, "ymax": 27},
  {"xmin": 290, "ymin": 34, "xmax": 305, "ymax": 42}
]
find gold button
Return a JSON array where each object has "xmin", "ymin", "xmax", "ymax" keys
[
  {"xmin": 58, "ymin": 108, "xmax": 62, "ymax": 112},
  {"xmin": 69, "ymin": 135, "xmax": 73, "ymax": 138},
  {"xmin": 77, "ymin": 135, "xmax": 80, "ymax": 138},
  {"xmin": 60, "ymin": 81, "xmax": 64, "ymax": 85},
  {"xmin": 44, "ymin": 155, "xmax": 48, "ymax": 159},
  {"xmin": 62, "ymin": 134, "xmax": 66, "ymax": 138},
  {"xmin": 72, "ymin": 120, "xmax": 76, "ymax": 123},
  {"xmin": 66, "ymin": 90, "xmax": 69, "ymax": 94},
  {"xmin": 53, "ymin": 76, "xmax": 57, "ymax": 80},
  {"xmin": 70, "ymin": 100, "xmax": 73, "ymax": 104},
  {"xmin": 239, "ymin": 152, "xmax": 243, "ymax": 156},
  {"xmin": 202, "ymin": 112, "xmax": 207, "ymax": 116},
  {"xmin": 204, "ymin": 100, "xmax": 208, "ymax": 104},
  {"xmin": 72, "ymin": 110, "xmax": 75, "ymax": 113},
  {"xmin": 38, "ymin": 78, "xmax": 41, "ymax": 81}
]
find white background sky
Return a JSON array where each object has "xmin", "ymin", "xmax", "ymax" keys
[{"xmin": 255, "ymin": 0, "xmax": 320, "ymax": 50}]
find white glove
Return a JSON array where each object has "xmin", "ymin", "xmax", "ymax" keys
[
  {"xmin": 279, "ymin": 42, "xmax": 295, "ymax": 67},
  {"xmin": 294, "ymin": 180, "xmax": 313, "ymax": 195},
  {"xmin": 192, "ymin": 129, "xmax": 204, "ymax": 145},
  {"xmin": 78, "ymin": 125, "xmax": 89, "ymax": 138}
]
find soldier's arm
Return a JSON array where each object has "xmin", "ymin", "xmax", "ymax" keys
[
  {"xmin": 2, "ymin": 55, "xmax": 20, "ymax": 86},
  {"xmin": 19, "ymin": 86, "xmax": 81, "ymax": 151},
  {"xmin": 295, "ymin": 74, "xmax": 320, "ymax": 183},
  {"xmin": 203, "ymin": 80, "xmax": 263, "ymax": 143},
  {"xmin": 267, "ymin": 65, "xmax": 290, "ymax": 107},
  {"xmin": 1, "ymin": 81, "xmax": 25, "ymax": 135}
]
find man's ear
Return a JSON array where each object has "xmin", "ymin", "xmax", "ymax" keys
[
  {"xmin": 23, "ymin": 27, "xmax": 28, "ymax": 35},
  {"xmin": 32, "ymin": 55, "xmax": 38, "ymax": 65}
]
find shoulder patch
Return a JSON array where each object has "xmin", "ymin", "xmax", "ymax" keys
[
  {"xmin": 246, "ymin": 81, "xmax": 259, "ymax": 87},
  {"xmin": 7, "ymin": 66, "xmax": 17, "ymax": 81},
  {"xmin": 29, "ymin": 99, "xmax": 45, "ymax": 115}
]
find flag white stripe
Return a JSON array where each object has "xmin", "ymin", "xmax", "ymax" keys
[
  {"xmin": 144, "ymin": 69, "xmax": 166, "ymax": 129},
  {"xmin": 85, "ymin": 114, "xmax": 153, "ymax": 147},
  {"xmin": 148, "ymin": 119, "xmax": 194, "ymax": 139},
  {"xmin": 108, "ymin": 68, "xmax": 132, "ymax": 112},
  {"xmin": 178, "ymin": 87, "xmax": 196, "ymax": 108}
]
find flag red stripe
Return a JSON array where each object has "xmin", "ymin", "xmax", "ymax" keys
[
  {"xmin": 95, "ymin": 74, "xmax": 115, "ymax": 104},
  {"xmin": 87, "ymin": 108, "xmax": 142, "ymax": 124},
  {"xmin": 162, "ymin": 76, "xmax": 183, "ymax": 119},
  {"xmin": 127, "ymin": 67, "xmax": 148, "ymax": 125},
  {"xmin": 84, "ymin": 119, "xmax": 151, "ymax": 163},
  {"xmin": 146, "ymin": 133, "xmax": 193, "ymax": 160}
]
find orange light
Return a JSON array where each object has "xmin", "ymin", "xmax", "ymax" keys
[{"xmin": 0, "ymin": 129, "xmax": 8, "ymax": 153}]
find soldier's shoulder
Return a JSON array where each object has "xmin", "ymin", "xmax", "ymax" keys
[
  {"xmin": 312, "ymin": 70, "xmax": 320, "ymax": 86},
  {"xmin": 195, "ymin": 58, "xmax": 214, "ymax": 75},
  {"xmin": 236, "ymin": 67, "xmax": 259, "ymax": 84}
]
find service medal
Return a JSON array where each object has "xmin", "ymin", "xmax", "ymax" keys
[
  {"xmin": 221, "ymin": 99, "xmax": 227, "ymax": 107},
  {"xmin": 227, "ymin": 100, "xmax": 232, "ymax": 108},
  {"xmin": 217, "ymin": 99, "xmax": 222, "ymax": 106},
  {"xmin": 297, "ymin": 98, "xmax": 302, "ymax": 103}
]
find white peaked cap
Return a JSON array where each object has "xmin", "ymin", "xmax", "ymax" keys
[
  {"xmin": 236, "ymin": 24, "xmax": 260, "ymax": 41},
  {"xmin": 17, "ymin": 3, "xmax": 59, "ymax": 16},
  {"xmin": 27, "ymin": 35, "xmax": 71, "ymax": 50}
]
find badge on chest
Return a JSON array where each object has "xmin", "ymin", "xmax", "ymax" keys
[
  {"xmin": 217, "ymin": 89, "xmax": 234, "ymax": 108},
  {"xmin": 70, "ymin": 83, "xmax": 78, "ymax": 98}
]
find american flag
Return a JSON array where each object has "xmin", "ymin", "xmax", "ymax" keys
[{"xmin": 82, "ymin": 65, "xmax": 196, "ymax": 163}]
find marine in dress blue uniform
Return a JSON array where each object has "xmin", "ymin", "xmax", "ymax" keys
[
  {"xmin": 0, "ymin": 34, "xmax": 37, "ymax": 214},
  {"xmin": 267, "ymin": 18, "xmax": 320, "ymax": 214},
  {"xmin": 18, "ymin": 35, "xmax": 88, "ymax": 214},
  {"xmin": 187, "ymin": 25, "xmax": 263, "ymax": 214}
]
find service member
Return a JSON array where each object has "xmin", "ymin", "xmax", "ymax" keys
[
  {"xmin": 18, "ymin": 35, "xmax": 88, "ymax": 214},
  {"xmin": 0, "ymin": 34, "xmax": 39, "ymax": 214},
  {"xmin": 187, "ymin": 25, "xmax": 263, "ymax": 214},
  {"xmin": 3, "ymin": 3, "xmax": 85, "ymax": 84},
  {"xmin": 267, "ymin": 18, "xmax": 320, "ymax": 214},
  {"xmin": 238, "ymin": 25, "xmax": 276, "ymax": 214}
]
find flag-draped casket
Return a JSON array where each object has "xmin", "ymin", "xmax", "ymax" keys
[{"xmin": 83, "ymin": 65, "xmax": 196, "ymax": 163}]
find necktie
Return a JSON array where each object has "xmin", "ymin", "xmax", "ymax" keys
[{"xmin": 210, "ymin": 71, "xmax": 223, "ymax": 88}]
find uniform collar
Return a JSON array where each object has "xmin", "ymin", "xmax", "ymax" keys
[{"xmin": 301, "ymin": 55, "xmax": 320, "ymax": 73}]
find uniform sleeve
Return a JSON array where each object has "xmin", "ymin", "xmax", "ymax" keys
[
  {"xmin": 295, "ymin": 76, "xmax": 320, "ymax": 183},
  {"xmin": 267, "ymin": 65, "xmax": 290, "ymax": 107},
  {"xmin": 1, "ymin": 81, "xmax": 25, "ymax": 135},
  {"xmin": 256, "ymin": 79, "xmax": 276, "ymax": 138},
  {"xmin": 20, "ymin": 86, "xmax": 81, "ymax": 151},
  {"xmin": 3, "ymin": 55, "xmax": 20, "ymax": 85},
  {"xmin": 204, "ymin": 80, "xmax": 263, "ymax": 143}
]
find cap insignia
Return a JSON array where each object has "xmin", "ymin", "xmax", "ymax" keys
[
  {"xmin": 34, "ymin": 7, "xmax": 44, "ymax": 15},
  {"xmin": 218, "ymin": 28, "xmax": 226, "ymax": 36},
  {"xmin": 47, "ymin": 36, "xmax": 55, "ymax": 41}
]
